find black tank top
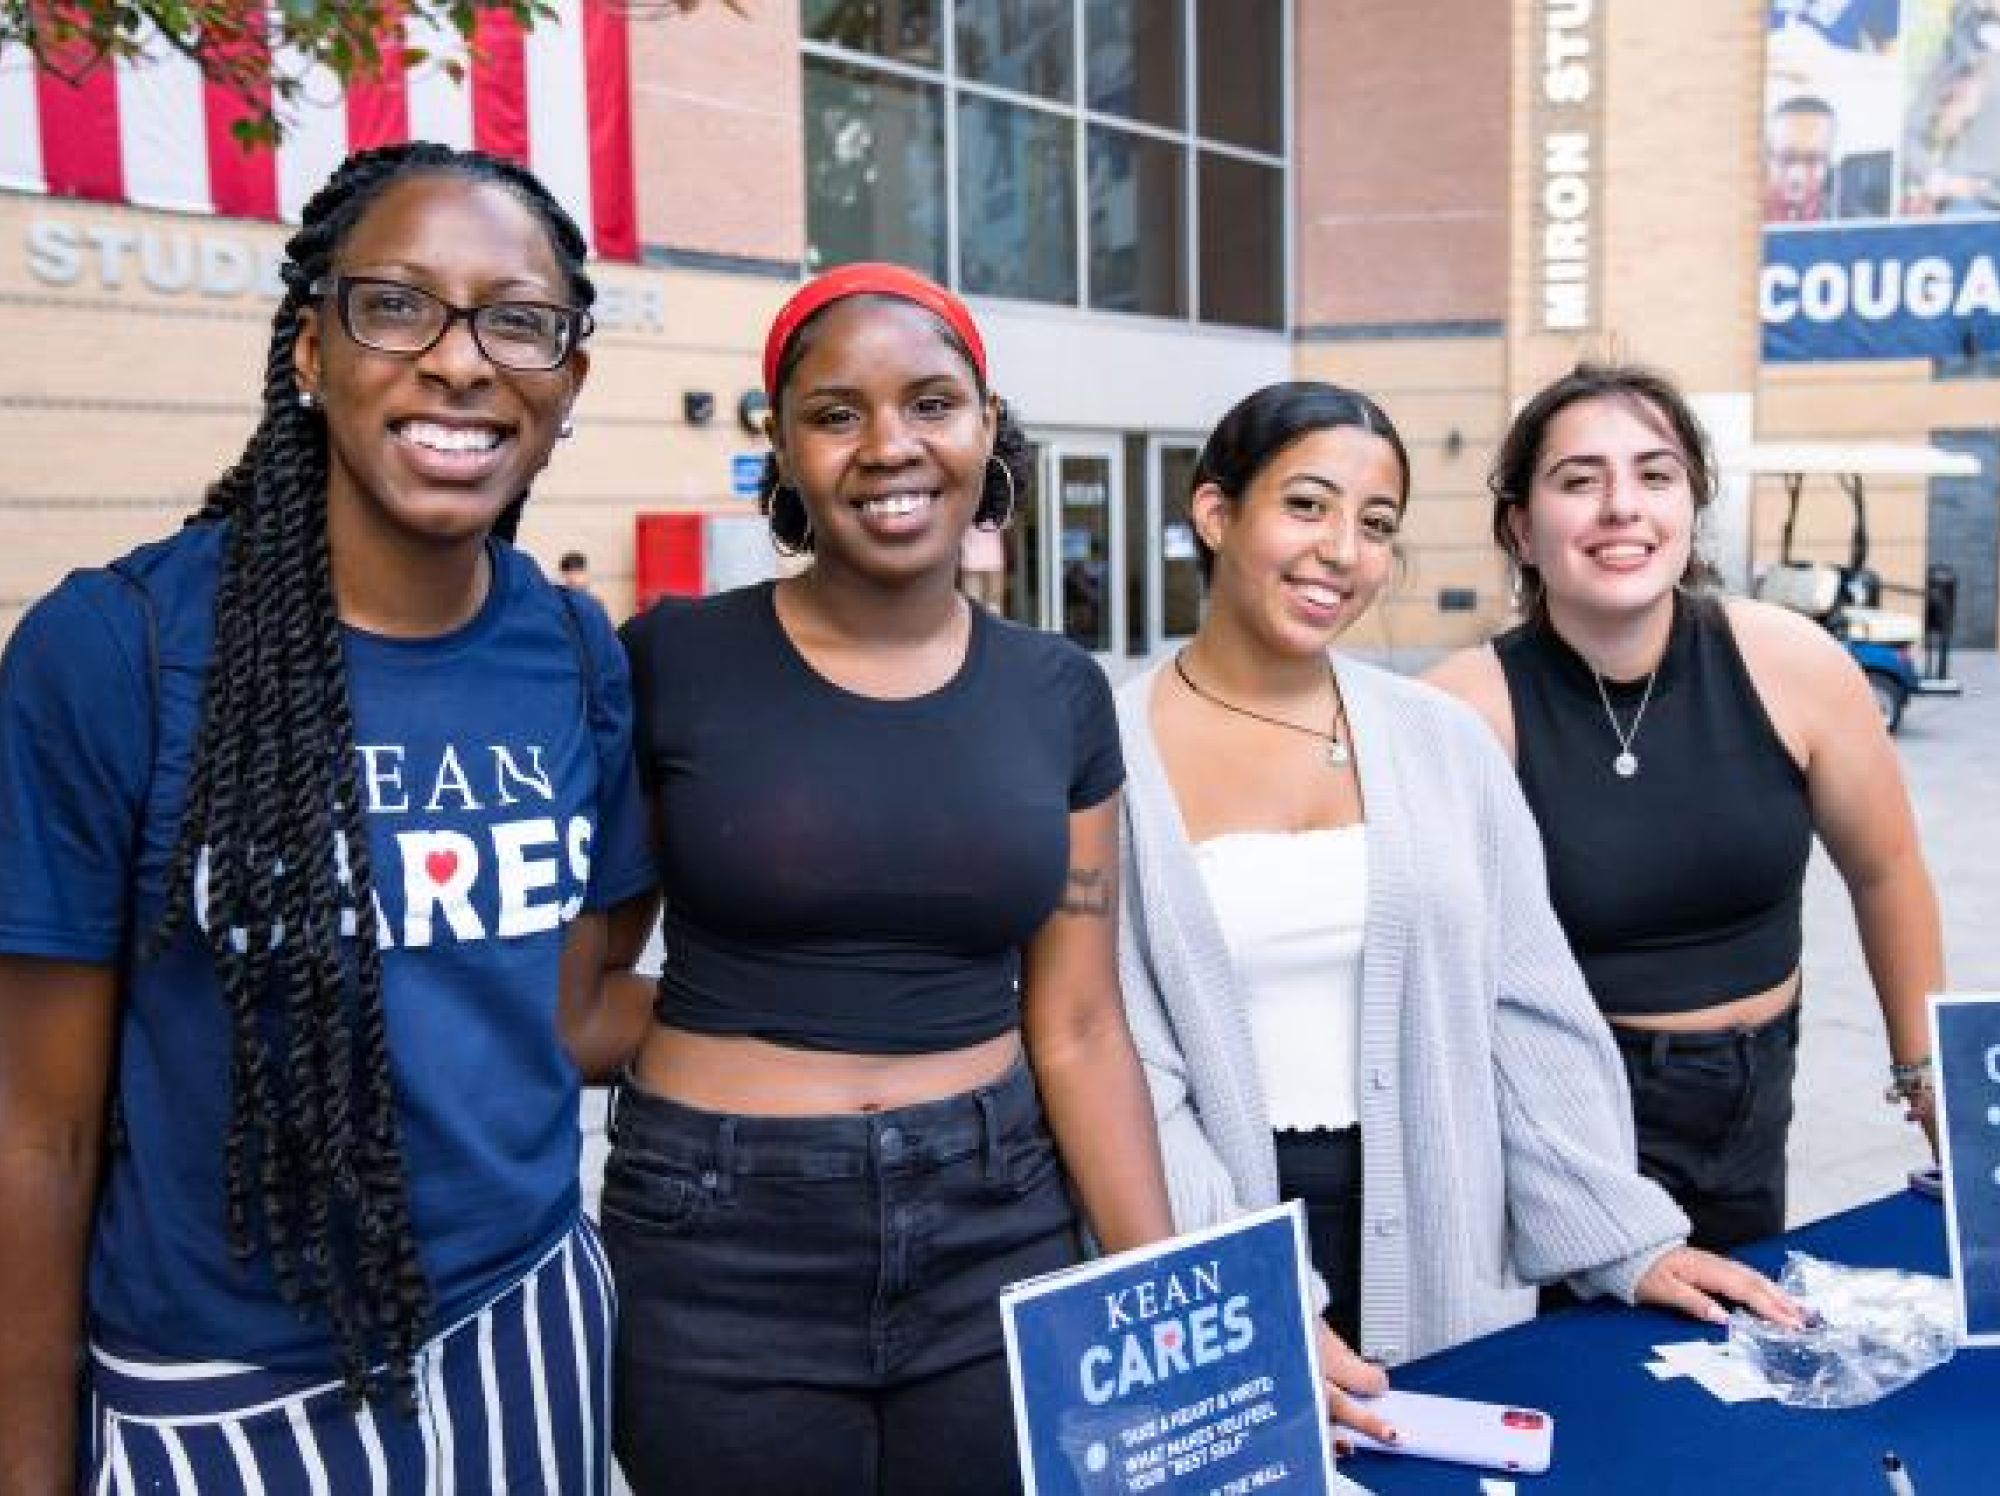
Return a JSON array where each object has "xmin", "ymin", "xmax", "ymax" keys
[{"xmin": 1495, "ymin": 597, "xmax": 1812, "ymax": 1017}]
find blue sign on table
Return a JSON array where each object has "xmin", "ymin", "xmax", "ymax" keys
[
  {"xmin": 1001, "ymin": 1203, "xmax": 1337, "ymax": 1495},
  {"xmin": 1930, "ymin": 993, "xmax": 2000, "ymax": 1346},
  {"xmin": 729, "ymin": 451, "xmax": 765, "ymax": 499}
]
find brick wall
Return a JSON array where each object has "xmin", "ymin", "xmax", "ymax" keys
[{"xmin": 1295, "ymin": 0, "xmax": 1509, "ymax": 332}]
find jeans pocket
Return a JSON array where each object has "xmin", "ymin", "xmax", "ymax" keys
[
  {"xmin": 600, "ymin": 1147, "xmax": 711, "ymax": 1238},
  {"xmin": 998, "ymin": 1127, "xmax": 1064, "ymax": 1200}
]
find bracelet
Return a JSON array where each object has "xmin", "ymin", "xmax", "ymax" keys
[{"xmin": 1885, "ymin": 1056, "xmax": 1934, "ymax": 1105}]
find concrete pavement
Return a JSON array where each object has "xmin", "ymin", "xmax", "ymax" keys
[{"xmin": 1789, "ymin": 649, "xmax": 1997, "ymax": 1224}]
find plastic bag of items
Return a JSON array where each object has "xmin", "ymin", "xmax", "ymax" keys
[{"xmin": 1726, "ymin": 1251, "xmax": 1956, "ymax": 1409}]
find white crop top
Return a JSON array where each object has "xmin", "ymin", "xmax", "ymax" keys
[{"xmin": 1194, "ymin": 826, "xmax": 1367, "ymax": 1131}]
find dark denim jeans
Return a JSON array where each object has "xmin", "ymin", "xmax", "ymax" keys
[
  {"xmin": 602, "ymin": 1058, "xmax": 1081, "ymax": 1496},
  {"xmin": 1273, "ymin": 1127, "xmax": 1363, "ymax": 1346},
  {"xmin": 1613, "ymin": 1004, "xmax": 1800, "ymax": 1252}
]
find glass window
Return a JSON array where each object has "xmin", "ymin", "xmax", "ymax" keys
[
  {"xmin": 1088, "ymin": 126, "xmax": 1185, "ymax": 316},
  {"xmin": 959, "ymin": 96, "xmax": 1078, "ymax": 304},
  {"xmin": 804, "ymin": 57, "xmax": 947, "ymax": 280},
  {"xmin": 956, "ymin": 0, "xmax": 1074, "ymax": 102},
  {"xmin": 1195, "ymin": 0, "xmax": 1281, "ymax": 153},
  {"xmin": 1198, "ymin": 151, "xmax": 1281, "ymax": 328},
  {"xmin": 802, "ymin": 0, "xmax": 942, "ymax": 68},
  {"xmin": 1086, "ymin": 0, "xmax": 1183, "ymax": 128}
]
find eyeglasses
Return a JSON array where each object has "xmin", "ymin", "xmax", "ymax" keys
[{"xmin": 308, "ymin": 275, "xmax": 592, "ymax": 372}]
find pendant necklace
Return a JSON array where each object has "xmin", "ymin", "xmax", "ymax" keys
[
  {"xmin": 1173, "ymin": 652, "xmax": 1351, "ymax": 767},
  {"xmin": 1592, "ymin": 665, "xmax": 1658, "ymax": 779}
]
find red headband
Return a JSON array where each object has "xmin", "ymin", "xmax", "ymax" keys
[{"xmin": 762, "ymin": 261, "xmax": 988, "ymax": 400}]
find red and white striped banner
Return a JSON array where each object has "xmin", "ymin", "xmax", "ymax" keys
[{"xmin": 0, "ymin": 4, "xmax": 635, "ymax": 259}]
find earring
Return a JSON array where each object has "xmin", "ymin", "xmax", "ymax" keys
[
  {"xmin": 768, "ymin": 482, "xmax": 815, "ymax": 558},
  {"xmin": 559, "ymin": 416, "xmax": 575, "ymax": 439},
  {"xmin": 1509, "ymin": 564, "xmax": 1543, "ymax": 613},
  {"xmin": 296, "ymin": 389, "xmax": 316, "ymax": 411},
  {"xmin": 976, "ymin": 455, "xmax": 1018, "ymax": 532}
]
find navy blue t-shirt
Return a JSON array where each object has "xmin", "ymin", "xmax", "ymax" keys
[
  {"xmin": 621, "ymin": 582, "xmax": 1123, "ymax": 1053},
  {"xmin": 0, "ymin": 524, "xmax": 655, "ymax": 1368}
]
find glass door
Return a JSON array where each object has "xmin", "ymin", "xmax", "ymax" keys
[
  {"xmin": 1145, "ymin": 436, "xmax": 1205, "ymax": 654},
  {"xmin": 1037, "ymin": 439, "xmax": 1125, "ymax": 656}
]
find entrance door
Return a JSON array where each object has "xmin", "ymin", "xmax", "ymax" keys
[
  {"xmin": 1930, "ymin": 430, "xmax": 1998, "ymax": 647},
  {"xmin": 1037, "ymin": 439, "xmax": 1125, "ymax": 655},
  {"xmin": 1141, "ymin": 437, "xmax": 1204, "ymax": 654}
]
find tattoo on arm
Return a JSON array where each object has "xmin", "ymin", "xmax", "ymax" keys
[{"xmin": 1062, "ymin": 865, "xmax": 1112, "ymax": 919}]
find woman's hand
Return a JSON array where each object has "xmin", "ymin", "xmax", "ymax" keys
[
  {"xmin": 1314, "ymin": 1321, "xmax": 1396, "ymax": 1447},
  {"xmin": 1635, "ymin": 1246, "xmax": 1806, "ymax": 1329},
  {"xmin": 1901, "ymin": 1085, "xmax": 1940, "ymax": 1161}
]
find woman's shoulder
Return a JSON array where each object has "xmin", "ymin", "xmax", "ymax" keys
[
  {"xmin": 981, "ymin": 610, "xmax": 1113, "ymax": 698},
  {"xmin": 20, "ymin": 523, "xmax": 225, "ymax": 663},
  {"xmin": 617, "ymin": 580, "xmax": 769, "ymax": 657},
  {"xmin": 1345, "ymin": 655, "xmax": 1495, "ymax": 733},
  {"xmin": 1718, "ymin": 592, "xmax": 1852, "ymax": 671},
  {"xmin": 1344, "ymin": 657, "xmax": 1518, "ymax": 795}
]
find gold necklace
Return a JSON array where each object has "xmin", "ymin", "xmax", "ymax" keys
[{"xmin": 1173, "ymin": 652, "xmax": 1351, "ymax": 767}]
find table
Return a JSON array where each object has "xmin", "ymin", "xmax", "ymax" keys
[{"xmin": 1343, "ymin": 1187, "xmax": 1990, "ymax": 1493}]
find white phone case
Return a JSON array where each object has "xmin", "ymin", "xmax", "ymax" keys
[{"xmin": 1343, "ymin": 1389, "xmax": 1554, "ymax": 1474}]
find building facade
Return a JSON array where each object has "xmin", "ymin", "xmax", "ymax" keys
[{"xmin": 1, "ymin": 0, "xmax": 1994, "ymax": 653}]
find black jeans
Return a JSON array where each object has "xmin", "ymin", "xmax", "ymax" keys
[
  {"xmin": 602, "ymin": 1059, "xmax": 1081, "ymax": 1496},
  {"xmin": 1274, "ymin": 1127, "xmax": 1363, "ymax": 1346},
  {"xmin": 1613, "ymin": 1004, "xmax": 1800, "ymax": 1252}
]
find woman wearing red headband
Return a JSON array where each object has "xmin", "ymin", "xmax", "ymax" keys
[{"xmin": 601, "ymin": 264, "xmax": 1172, "ymax": 1494}]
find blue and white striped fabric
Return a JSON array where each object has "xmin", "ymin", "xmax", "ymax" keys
[{"xmin": 86, "ymin": 1217, "xmax": 614, "ymax": 1496}]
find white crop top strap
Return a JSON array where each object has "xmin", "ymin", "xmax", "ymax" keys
[{"xmin": 1194, "ymin": 826, "xmax": 1367, "ymax": 1131}]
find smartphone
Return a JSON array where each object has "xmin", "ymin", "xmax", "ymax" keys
[{"xmin": 1343, "ymin": 1389, "xmax": 1554, "ymax": 1474}]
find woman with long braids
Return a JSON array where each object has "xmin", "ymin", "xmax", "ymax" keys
[
  {"xmin": 0, "ymin": 143, "xmax": 653, "ymax": 1491},
  {"xmin": 605, "ymin": 263, "xmax": 1172, "ymax": 1494}
]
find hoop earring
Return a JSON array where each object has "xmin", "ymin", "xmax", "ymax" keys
[
  {"xmin": 768, "ymin": 483, "xmax": 814, "ymax": 558},
  {"xmin": 1509, "ymin": 563, "xmax": 1542, "ymax": 613},
  {"xmin": 977, "ymin": 455, "xmax": 1018, "ymax": 532}
]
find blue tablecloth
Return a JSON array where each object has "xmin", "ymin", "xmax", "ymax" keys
[{"xmin": 1344, "ymin": 1188, "xmax": 1989, "ymax": 1494}]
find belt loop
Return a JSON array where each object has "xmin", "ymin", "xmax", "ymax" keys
[
  {"xmin": 713, "ymin": 1117, "xmax": 738, "ymax": 1199},
  {"xmin": 1649, "ymin": 1031, "xmax": 1672, "ymax": 1069},
  {"xmin": 975, "ymin": 1089, "xmax": 1004, "ymax": 1184}
]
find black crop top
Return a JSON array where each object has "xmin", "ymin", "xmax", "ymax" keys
[
  {"xmin": 1494, "ymin": 596, "xmax": 1813, "ymax": 1017},
  {"xmin": 619, "ymin": 582, "xmax": 1124, "ymax": 1053}
]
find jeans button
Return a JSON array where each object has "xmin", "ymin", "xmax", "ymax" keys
[{"xmin": 878, "ymin": 1126, "xmax": 904, "ymax": 1160}]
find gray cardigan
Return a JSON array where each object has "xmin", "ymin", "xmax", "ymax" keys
[{"xmin": 1116, "ymin": 656, "xmax": 1689, "ymax": 1365}]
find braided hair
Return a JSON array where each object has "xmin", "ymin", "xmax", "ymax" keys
[{"xmin": 152, "ymin": 142, "xmax": 595, "ymax": 1406}]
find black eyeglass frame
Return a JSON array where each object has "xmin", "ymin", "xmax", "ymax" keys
[{"xmin": 307, "ymin": 274, "xmax": 594, "ymax": 372}]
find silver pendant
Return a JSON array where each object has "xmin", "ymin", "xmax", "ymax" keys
[
  {"xmin": 1613, "ymin": 751, "xmax": 1639, "ymax": 778},
  {"xmin": 1325, "ymin": 739, "xmax": 1350, "ymax": 768}
]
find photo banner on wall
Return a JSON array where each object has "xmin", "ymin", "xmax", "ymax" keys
[{"xmin": 1761, "ymin": 0, "xmax": 2000, "ymax": 361}]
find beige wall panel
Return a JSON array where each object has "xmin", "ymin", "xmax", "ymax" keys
[
  {"xmin": 1761, "ymin": 363, "xmax": 2000, "ymax": 437},
  {"xmin": 629, "ymin": 6, "xmax": 803, "ymax": 264},
  {"xmin": 1296, "ymin": 0, "xmax": 1508, "ymax": 329},
  {"xmin": 1594, "ymin": 2, "xmax": 1763, "ymax": 386}
]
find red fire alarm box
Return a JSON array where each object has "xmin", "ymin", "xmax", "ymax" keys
[
  {"xmin": 634, "ymin": 512, "xmax": 707, "ymax": 610},
  {"xmin": 634, "ymin": 509, "xmax": 776, "ymax": 611}
]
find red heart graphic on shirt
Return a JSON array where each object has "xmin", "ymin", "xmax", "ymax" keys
[
  {"xmin": 425, "ymin": 849, "xmax": 459, "ymax": 884},
  {"xmin": 1161, "ymin": 1327, "xmax": 1180, "ymax": 1349}
]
